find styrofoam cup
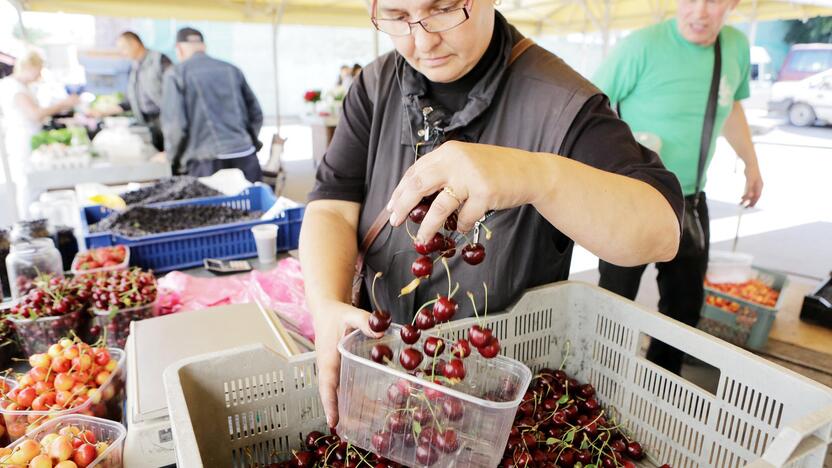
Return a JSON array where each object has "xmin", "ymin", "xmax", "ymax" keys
[{"xmin": 251, "ymin": 224, "xmax": 278, "ymax": 264}]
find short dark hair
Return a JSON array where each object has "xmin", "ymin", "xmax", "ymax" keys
[
  {"xmin": 176, "ymin": 27, "xmax": 204, "ymax": 44},
  {"xmin": 119, "ymin": 31, "xmax": 143, "ymax": 46}
]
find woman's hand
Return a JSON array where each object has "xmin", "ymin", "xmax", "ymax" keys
[
  {"xmin": 385, "ymin": 141, "xmax": 549, "ymax": 242},
  {"xmin": 312, "ymin": 300, "xmax": 383, "ymax": 428}
]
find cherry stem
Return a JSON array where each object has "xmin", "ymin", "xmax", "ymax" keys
[
  {"xmin": 441, "ymin": 257, "xmax": 452, "ymax": 297},
  {"xmin": 482, "ymin": 282, "xmax": 489, "ymax": 319},
  {"xmin": 449, "ymin": 282, "xmax": 460, "ymax": 300},
  {"xmin": 467, "ymin": 291, "xmax": 482, "ymax": 327},
  {"xmin": 480, "ymin": 222, "xmax": 493, "ymax": 240},
  {"xmin": 371, "ymin": 272, "xmax": 383, "ymax": 312},
  {"xmin": 559, "ymin": 340, "xmax": 571, "ymax": 371}
]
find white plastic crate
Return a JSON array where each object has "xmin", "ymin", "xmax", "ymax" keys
[{"xmin": 164, "ymin": 282, "xmax": 832, "ymax": 467}]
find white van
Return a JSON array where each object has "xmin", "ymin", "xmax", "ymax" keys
[{"xmin": 768, "ymin": 69, "xmax": 832, "ymax": 127}]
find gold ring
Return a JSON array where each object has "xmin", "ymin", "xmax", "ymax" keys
[{"xmin": 442, "ymin": 186, "xmax": 461, "ymax": 204}]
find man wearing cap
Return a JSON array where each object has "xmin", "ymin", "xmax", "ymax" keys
[{"xmin": 161, "ymin": 27, "xmax": 264, "ymax": 182}]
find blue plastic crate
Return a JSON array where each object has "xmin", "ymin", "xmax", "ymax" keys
[{"xmin": 80, "ymin": 186, "xmax": 304, "ymax": 272}]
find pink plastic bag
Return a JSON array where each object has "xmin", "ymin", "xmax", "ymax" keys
[{"xmin": 156, "ymin": 258, "xmax": 314, "ymax": 341}]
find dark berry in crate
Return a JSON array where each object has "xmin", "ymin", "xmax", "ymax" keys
[
  {"xmin": 432, "ymin": 296, "xmax": 458, "ymax": 323},
  {"xmin": 423, "ymin": 337, "xmax": 445, "ymax": 357},
  {"xmin": 451, "ymin": 338, "xmax": 471, "ymax": 358},
  {"xmin": 291, "ymin": 451, "xmax": 315, "ymax": 467},
  {"xmin": 400, "ymin": 325, "xmax": 421, "ymax": 345},
  {"xmin": 411, "ymin": 256, "xmax": 433, "ymax": 278},
  {"xmin": 399, "ymin": 347, "xmax": 423, "ymax": 370},
  {"xmin": 626, "ymin": 441, "xmax": 645, "ymax": 460},
  {"xmin": 468, "ymin": 325, "xmax": 492, "ymax": 348},
  {"xmin": 370, "ymin": 344, "xmax": 393, "ymax": 364},
  {"xmin": 414, "ymin": 308, "xmax": 435, "ymax": 330},
  {"xmin": 443, "ymin": 359, "xmax": 466, "ymax": 380},
  {"xmin": 387, "ymin": 411, "xmax": 411, "ymax": 434},
  {"xmin": 436, "ymin": 429, "xmax": 460, "ymax": 453},
  {"xmin": 409, "ymin": 204, "xmax": 429, "ymax": 224},
  {"xmin": 387, "ymin": 380, "xmax": 410, "ymax": 405},
  {"xmin": 369, "ymin": 310, "xmax": 392, "ymax": 333},
  {"xmin": 461, "ymin": 243, "xmax": 486, "ymax": 265}
]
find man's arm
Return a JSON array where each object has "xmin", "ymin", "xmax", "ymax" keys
[
  {"xmin": 160, "ymin": 70, "xmax": 188, "ymax": 170},
  {"xmin": 722, "ymin": 101, "xmax": 763, "ymax": 206},
  {"xmin": 241, "ymin": 73, "xmax": 263, "ymax": 140}
]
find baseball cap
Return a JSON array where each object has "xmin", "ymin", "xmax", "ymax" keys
[{"xmin": 176, "ymin": 27, "xmax": 204, "ymax": 44}]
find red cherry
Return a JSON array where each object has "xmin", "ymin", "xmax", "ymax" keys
[
  {"xmin": 436, "ymin": 429, "xmax": 460, "ymax": 453},
  {"xmin": 414, "ymin": 308, "xmax": 435, "ymax": 330},
  {"xmin": 443, "ymin": 358, "xmax": 466, "ymax": 380},
  {"xmin": 368, "ymin": 310, "xmax": 392, "ymax": 333},
  {"xmin": 73, "ymin": 444, "xmax": 98, "ymax": 467},
  {"xmin": 387, "ymin": 380, "xmax": 410, "ymax": 405},
  {"xmin": 413, "ymin": 405, "xmax": 433, "ymax": 425},
  {"xmin": 611, "ymin": 438, "xmax": 627, "ymax": 453},
  {"xmin": 305, "ymin": 431, "xmax": 325, "ymax": 449},
  {"xmin": 399, "ymin": 347, "xmax": 423, "ymax": 371},
  {"xmin": 423, "ymin": 337, "xmax": 445, "ymax": 357},
  {"xmin": 444, "ymin": 213, "xmax": 458, "ymax": 232},
  {"xmin": 462, "ymin": 243, "xmax": 486, "ymax": 265},
  {"xmin": 400, "ymin": 325, "xmax": 421, "ymax": 345},
  {"xmin": 411, "ymin": 256, "xmax": 433, "ymax": 278},
  {"xmin": 409, "ymin": 204, "xmax": 429, "ymax": 224},
  {"xmin": 418, "ymin": 427, "xmax": 438, "ymax": 447},
  {"xmin": 442, "ymin": 398, "xmax": 464, "ymax": 421},
  {"xmin": 626, "ymin": 441, "xmax": 645, "ymax": 460},
  {"xmin": 371, "ymin": 430, "xmax": 394, "ymax": 454},
  {"xmin": 478, "ymin": 336, "xmax": 501, "ymax": 358},
  {"xmin": 387, "ymin": 411, "xmax": 411, "ymax": 434},
  {"xmin": 468, "ymin": 325, "xmax": 492, "ymax": 348},
  {"xmin": 414, "ymin": 240, "xmax": 433, "ymax": 255},
  {"xmin": 451, "ymin": 338, "xmax": 471, "ymax": 358},
  {"xmin": 432, "ymin": 296, "xmax": 458, "ymax": 323},
  {"xmin": 370, "ymin": 344, "xmax": 393, "ymax": 364},
  {"xmin": 415, "ymin": 444, "xmax": 439, "ymax": 466},
  {"xmin": 441, "ymin": 236, "xmax": 456, "ymax": 258}
]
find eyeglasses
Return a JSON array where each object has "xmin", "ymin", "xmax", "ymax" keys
[{"xmin": 372, "ymin": 2, "xmax": 471, "ymax": 37}]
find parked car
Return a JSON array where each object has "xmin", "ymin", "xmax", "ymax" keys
[
  {"xmin": 769, "ymin": 69, "xmax": 832, "ymax": 127},
  {"xmin": 777, "ymin": 44, "xmax": 832, "ymax": 82}
]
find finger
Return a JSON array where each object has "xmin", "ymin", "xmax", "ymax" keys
[
  {"xmin": 344, "ymin": 308, "xmax": 384, "ymax": 339},
  {"xmin": 416, "ymin": 189, "xmax": 463, "ymax": 243},
  {"xmin": 456, "ymin": 197, "xmax": 489, "ymax": 234},
  {"xmin": 317, "ymin": 354, "xmax": 340, "ymax": 427},
  {"xmin": 388, "ymin": 165, "xmax": 446, "ymax": 228}
]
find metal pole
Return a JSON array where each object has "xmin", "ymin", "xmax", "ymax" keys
[
  {"xmin": 748, "ymin": 0, "xmax": 759, "ymax": 47},
  {"xmin": 9, "ymin": 0, "xmax": 30, "ymax": 43}
]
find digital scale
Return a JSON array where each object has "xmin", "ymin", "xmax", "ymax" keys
[{"xmin": 122, "ymin": 303, "xmax": 286, "ymax": 467}]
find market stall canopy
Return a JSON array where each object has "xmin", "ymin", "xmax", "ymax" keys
[{"xmin": 18, "ymin": 0, "xmax": 832, "ymax": 34}]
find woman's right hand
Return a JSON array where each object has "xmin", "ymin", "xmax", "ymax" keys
[
  {"xmin": 312, "ymin": 299, "xmax": 383, "ymax": 428},
  {"xmin": 61, "ymin": 94, "xmax": 80, "ymax": 111}
]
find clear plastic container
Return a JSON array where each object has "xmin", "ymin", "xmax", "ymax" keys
[
  {"xmin": 9, "ymin": 309, "xmax": 86, "ymax": 356},
  {"xmin": 71, "ymin": 246, "xmax": 131, "ymax": 276},
  {"xmin": 336, "ymin": 324, "xmax": 531, "ymax": 468},
  {"xmin": 5, "ymin": 238, "xmax": 64, "ymax": 300},
  {"xmin": 4, "ymin": 414, "xmax": 126, "ymax": 467},
  {"xmin": 0, "ymin": 348, "xmax": 126, "ymax": 441},
  {"xmin": 93, "ymin": 303, "xmax": 154, "ymax": 348},
  {"xmin": 706, "ymin": 250, "xmax": 754, "ymax": 284}
]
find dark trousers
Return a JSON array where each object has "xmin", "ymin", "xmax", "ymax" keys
[
  {"xmin": 186, "ymin": 153, "xmax": 263, "ymax": 183},
  {"xmin": 598, "ymin": 193, "xmax": 710, "ymax": 374}
]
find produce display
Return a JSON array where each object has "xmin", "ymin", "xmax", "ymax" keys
[
  {"xmin": 119, "ymin": 176, "xmax": 222, "ymax": 206},
  {"xmin": 704, "ymin": 278, "xmax": 780, "ymax": 312},
  {"xmin": 0, "ymin": 338, "xmax": 122, "ymax": 441},
  {"xmin": 29, "ymin": 128, "xmax": 93, "ymax": 171},
  {"xmin": 72, "ymin": 246, "xmax": 129, "ymax": 273},
  {"xmin": 30, "ymin": 129, "xmax": 88, "ymax": 151},
  {"xmin": 9, "ymin": 276, "xmax": 87, "ymax": 355},
  {"xmin": 90, "ymin": 205, "xmax": 262, "ymax": 238},
  {"xmin": 0, "ymin": 422, "xmax": 113, "ymax": 467},
  {"xmin": 88, "ymin": 269, "xmax": 157, "ymax": 348}
]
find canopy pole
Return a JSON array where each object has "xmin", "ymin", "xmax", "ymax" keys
[
  {"xmin": 748, "ymin": 0, "xmax": 759, "ymax": 47},
  {"xmin": 268, "ymin": 0, "xmax": 288, "ymax": 196}
]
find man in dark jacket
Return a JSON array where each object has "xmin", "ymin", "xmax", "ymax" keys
[{"xmin": 161, "ymin": 27, "xmax": 263, "ymax": 182}]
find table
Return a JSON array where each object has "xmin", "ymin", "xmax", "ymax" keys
[{"xmin": 26, "ymin": 160, "xmax": 171, "ymax": 194}]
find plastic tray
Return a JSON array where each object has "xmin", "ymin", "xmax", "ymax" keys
[
  {"xmin": 6, "ymin": 414, "xmax": 126, "ymax": 467},
  {"xmin": 335, "ymin": 324, "xmax": 531, "ymax": 467},
  {"xmin": 9, "ymin": 310, "xmax": 87, "ymax": 356},
  {"xmin": 0, "ymin": 347, "xmax": 126, "ymax": 441},
  {"xmin": 93, "ymin": 304, "xmax": 155, "ymax": 348},
  {"xmin": 79, "ymin": 186, "xmax": 305, "ymax": 273},
  {"xmin": 70, "ymin": 246, "xmax": 131, "ymax": 276},
  {"xmin": 698, "ymin": 267, "xmax": 788, "ymax": 350},
  {"xmin": 164, "ymin": 282, "xmax": 832, "ymax": 468}
]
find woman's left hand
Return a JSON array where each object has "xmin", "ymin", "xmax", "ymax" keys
[{"xmin": 385, "ymin": 140, "xmax": 551, "ymax": 243}]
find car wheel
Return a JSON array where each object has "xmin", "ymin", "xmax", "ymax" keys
[{"xmin": 788, "ymin": 102, "xmax": 817, "ymax": 127}]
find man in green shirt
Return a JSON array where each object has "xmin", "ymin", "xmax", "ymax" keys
[{"xmin": 594, "ymin": 0, "xmax": 764, "ymax": 374}]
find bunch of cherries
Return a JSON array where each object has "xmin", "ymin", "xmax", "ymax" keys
[{"xmin": 250, "ymin": 430, "xmax": 404, "ymax": 468}]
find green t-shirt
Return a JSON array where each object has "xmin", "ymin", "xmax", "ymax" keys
[{"xmin": 593, "ymin": 19, "xmax": 751, "ymax": 196}]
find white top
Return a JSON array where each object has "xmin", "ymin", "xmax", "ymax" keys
[{"xmin": 0, "ymin": 76, "xmax": 41, "ymax": 176}]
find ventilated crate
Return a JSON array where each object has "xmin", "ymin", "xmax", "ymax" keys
[{"xmin": 164, "ymin": 282, "xmax": 832, "ymax": 467}]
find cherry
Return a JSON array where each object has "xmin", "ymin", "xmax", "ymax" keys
[
  {"xmin": 387, "ymin": 380, "xmax": 410, "ymax": 405},
  {"xmin": 611, "ymin": 438, "xmax": 627, "ymax": 453},
  {"xmin": 412, "ymin": 405, "xmax": 433, "ymax": 425},
  {"xmin": 400, "ymin": 325, "xmax": 421, "ymax": 345},
  {"xmin": 399, "ymin": 347, "xmax": 423, "ymax": 371},
  {"xmin": 387, "ymin": 411, "xmax": 411, "ymax": 434},
  {"xmin": 402, "ymin": 432, "xmax": 417, "ymax": 448},
  {"xmin": 415, "ymin": 444, "xmax": 438, "ymax": 466},
  {"xmin": 579, "ymin": 383, "xmax": 595, "ymax": 398},
  {"xmin": 409, "ymin": 204, "xmax": 429, "ymax": 224},
  {"xmin": 432, "ymin": 296, "xmax": 458, "ymax": 323},
  {"xmin": 626, "ymin": 441, "xmax": 645, "ymax": 460},
  {"xmin": 370, "ymin": 344, "xmax": 393, "ymax": 364},
  {"xmin": 580, "ymin": 397, "xmax": 600, "ymax": 413},
  {"xmin": 451, "ymin": 338, "xmax": 471, "ymax": 358},
  {"xmin": 436, "ymin": 429, "xmax": 460, "ymax": 453},
  {"xmin": 427, "ymin": 233, "xmax": 445, "ymax": 253},
  {"xmin": 441, "ymin": 236, "xmax": 456, "ymax": 258},
  {"xmin": 442, "ymin": 398, "xmax": 464, "ymax": 421},
  {"xmin": 576, "ymin": 449, "xmax": 593, "ymax": 465},
  {"xmin": 444, "ymin": 213, "xmax": 458, "ymax": 232},
  {"xmin": 418, "ymin": 427, "xmax": 438, "ymax": 447},
  {"xmin": 371, "ymin": 430, "xmax": 394, "ymax": 454},
  {"xmin": 513, "ymin": 451, "xmax": 532, "ymax": 467},
  {"xmin": 443, "ymin": 359, "xmax": 466, "ymax": 380},
  {"xmin": 291, "ymin": 451, "xmax": 315, "ymax": 467},
  {"xmin": 369, "ymin": 310, "xmax": 392, "ymax": 333},
  {"xmin": 462, "ymin": 243, "xmax": 486, "ymax": 265},
  {"xmin": 411, "ymin": 256, "xmax": 433, "ymax": 278},
  {"xmin": 423, "ymin": 337, "xmax": 445, "ymax": 357},
  {"xmin": 305, "ymin": 430, "xmax": 325, "ymax": 449},
  {"xmin": 478, "ymin": 336, "xmax": 501, "ymax": 358},
  {"xmin": 414, "ymin": 240, "xmax": 433, "ymax": 255},
  {"xmin": 468, "ymin": 325, "xmax": 492, "ymax": 348},
  {"xmin": 414, "ymin": 308, "xmax": 435, "ymax": 330}
]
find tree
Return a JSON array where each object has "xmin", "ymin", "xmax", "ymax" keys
[{"xmin": 784, "ymin": 17, "xmax": 832, "ymax": 44}]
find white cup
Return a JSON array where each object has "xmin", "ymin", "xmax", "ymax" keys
[{"xmin": 251, "ymin": 224, "xmax": 279, "ymax": 264}]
